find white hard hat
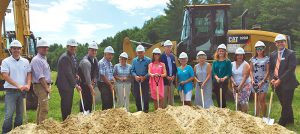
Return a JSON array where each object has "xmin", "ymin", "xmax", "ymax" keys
[
  {"xmin": 255, "ymin": 41, "xmax": 265, "ymax": 48},
  {"xmin": 197, "ymin": 51, "xmax": 206, "ymax": 56},
  {"xmin": 217, "ymin": 44, "xmax": 227, "ymax": 50},
  {"xmin": 37, "ymin": 39, "xmax": 49, "ymax": 48},
  {"xmin": 152, "ymin": 48, "xmax": 161, "ymax": 54},
  {"xmin": 10, "ymin": 40, "xmax": 22, "ymax": 48},
  {"xmin": 136, "ymin": 45, "xmax": 145, "ymax": 52},
  {"xmin": 67, "ymin": 39, "xmax": 77, "ymax": 46},
  {"xmin": 275, "ymin": 34, "xmax": 286, "ymax": 42},
  {"xmin": 119, "ymin": 52, "xmax": 128, "ymax": 59},
  {"xmin": 179, "ymin": 52, "xmax": 188, "ymax": 59},
  {"xmin": 235, "ymin": 47, "xmax": 245, "ymax": 55},
  {"xmin": 88, "ymin": 41, "xmax": 98, "ymax": 49},
  {"xmin": 104, "ymin": 46, "xmax": 114, "ymax": 53},
  {"xmin": 163, "ymin": 40, "xmax": 173, "ymax": 46}
]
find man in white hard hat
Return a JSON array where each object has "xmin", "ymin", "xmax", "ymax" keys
[
  {"xmin": 30, "ymin": 39, "xmax": 51, "ymax": 124},
  {"xmin": 113, "ymin": 52, "xmax": 132, "ymax": 111},
  {"xmin": 56, "ymin": 39, "xmax": 82, "ymax": 121},
  {"xmin": 161, "ymin": 40, "xmax": 177, "ymax": 108},
  {"xmin": 98, "ymin": 46, "xmax": 115, "ymax": 110},
  {"xmin": 1, "ymin": 40, "xmax": 32, "ymax": 133},
  {"xmin": 78, "ymin": 41, "xmax": 99, "ymax": 112},
  {"xmin": 269, "ymin": 34, "xmax": 299, "ymax": 126},
  {"xmin": 131, "ymin": 44, "xmax": 151, "ymax": 112}
]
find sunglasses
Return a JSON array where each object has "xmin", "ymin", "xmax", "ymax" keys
[
  {"xmin": 11, "ymin": 47, "xmax": 21, "ymax": 50},
  {"xmin": 255, "ymin": 47, "xmax": 265, "ymax": 51},
  {"xmin": 154, "ymin": 53, "xmax": 160, "ymax": 55}
]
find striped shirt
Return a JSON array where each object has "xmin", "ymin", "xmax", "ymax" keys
[
  {"xmin": 113, "ymin": 63, "xmax": 132, "ymax": 83},
  {"xmin": 98, "ymin": 57, "xmax": 114, "ymax": 82},
  {"xmin": 31, "ymin": 53, "xmax": 51, "ymax": 83}
]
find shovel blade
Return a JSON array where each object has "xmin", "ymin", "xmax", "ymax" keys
[{"xmin": 263, "ymin": 117, "xmax": 274, "ymax": 125}]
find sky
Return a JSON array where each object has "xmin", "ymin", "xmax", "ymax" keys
[{"xmin": 3, "ymin": 0, "xmax": 169, "ymax": 45}]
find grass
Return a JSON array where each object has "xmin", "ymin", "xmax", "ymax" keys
[{"xmin": 0, "ymin": 67, "xmax": 300, "ymax": 133}]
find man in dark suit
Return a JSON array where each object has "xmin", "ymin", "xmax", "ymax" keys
[
  {"xmin": 269, "ymin": 34, "xmax": 299, "ymax": 126},
  {"xmin": 161, "ymin": 40, "xmax": 177, "ymax": 108},
  {"xmin": 56, "ymin": 39, "xmax": 82, "ymax": 120}
]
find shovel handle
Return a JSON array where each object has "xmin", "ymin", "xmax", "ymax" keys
[
  {"xmin": 139, "ymin": 82, "xmax": 144, "ymax": 111},
  {"xmin": 220, "ymin": 88, "xmax": 222, "ymax": 108},
  {"xmin": 254, "ymin": 93, "xmax": 257, "ymax": 116},
  {"xmin": 201, "ymin": 88, "xmax": 204, "ymax": 108}
]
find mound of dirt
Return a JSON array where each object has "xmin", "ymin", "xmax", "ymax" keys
[{"xmin": 10, "ymin": 106, "xmax": 294, "ymax": 134}]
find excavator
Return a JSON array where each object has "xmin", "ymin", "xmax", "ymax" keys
[
  {"xmin": 123, "ymin": 4, "xmax": 290, "ymax": 64},
  {"xmin": 1, "ymin": 0, "xmax": 38, "ymax": 109}
]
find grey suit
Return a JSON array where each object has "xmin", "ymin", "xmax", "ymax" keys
[
  {"xmin": 56, "ymin": 52, "xmax": 77, "ymax": 120},
  {"xmin": 269, "ymin": 48, "xmax": 299, "ymax": 125}
]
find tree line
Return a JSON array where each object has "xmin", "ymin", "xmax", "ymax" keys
[{"xmin": 48, "ymin": 0, "xmax": 300, "ymax": 71}]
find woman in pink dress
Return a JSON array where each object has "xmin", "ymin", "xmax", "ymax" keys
[{"xmin": 148, "ymin": 48, "xmax": 167, "ymax": 110}]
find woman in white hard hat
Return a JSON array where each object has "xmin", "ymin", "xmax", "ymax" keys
[
  {"xmin": 212, "ymin": 44, "xmax": 232, "ymax": 108},
  {"xmin": 249, "ymin": 41, "xmax": 269, "ymax": 117},
  {"xmin": 148, "ymin": 48, "xmax": 167, "ymax": 110},
  {"xmin": 176, "ymin": 52, "xmax": 194, "ymax": 106},
  {"xmin": 194, "ymin": 51, "xmax": 214, "ymax": 108},
  {"xmin": 113, "ymin": 52, "xmax": 132, "ymax": 111},
  {"xmin": 231, "ymin": 47, "xmax": 251, "ymax": 113}
]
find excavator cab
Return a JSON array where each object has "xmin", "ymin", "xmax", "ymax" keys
[
  {"xmin": 6, "ymin": 31, "xmax": 37, "ymax": 57},
  {"xmin": 178, "ymin": 4, "xmax": 230, "ymax": 62}
]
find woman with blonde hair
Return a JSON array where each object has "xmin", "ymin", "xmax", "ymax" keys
[{"xmin": 212, "ymin": 44, "xmax": 232, "ymax": 108}]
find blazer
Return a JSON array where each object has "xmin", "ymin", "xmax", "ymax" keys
[
  {"xmin": 161, "ymin": 52, "xmax": 177, "ymax": 85},
  {"xmin": 269, "ymin": 48, "xmax": 299, "ymax": 90},
  {"xmin": 56, "ymin": 52, "xmax": 77, "ymax": 91}
]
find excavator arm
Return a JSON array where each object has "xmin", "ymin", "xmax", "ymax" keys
[
  {"xmin": 0, "ymin": 0, "xmax": 11, "ymax": 60},
  {"xmin": 1, "ymin": 0, "xmax": 32, "ymax": 60}
]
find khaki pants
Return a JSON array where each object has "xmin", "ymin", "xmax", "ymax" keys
[
  {"xmin": 115, "ymin": 82, "xmax": 131, "ymax": 111},
  {"xmin": 164, "ymin": 82, "xmax": 175, "ymax": 108},
  {"xmin": 33, "ymin": 84, "xmax": 49, "ymax": 124}
]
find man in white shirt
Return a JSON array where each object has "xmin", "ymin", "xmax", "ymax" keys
[{"xmin": 1, "ymin": 40, "xmax": 32, "ymax": 133}]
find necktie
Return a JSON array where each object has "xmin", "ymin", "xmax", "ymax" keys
[{"xmin": 274, "ymin": 51, "xmax": 281, "ymax": 78}]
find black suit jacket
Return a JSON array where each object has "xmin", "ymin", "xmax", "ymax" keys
[
  {"xmin": 269, "ymin": 49, "xmax": 299, "ymax": 90},
  {"xmin": 56, "ymin": 52, "xmax": 77, "ymax": 91}
]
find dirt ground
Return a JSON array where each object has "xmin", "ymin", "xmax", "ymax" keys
[{"xmin": 10, "ymin": 106, "xmax": 294, "ymax": 134}]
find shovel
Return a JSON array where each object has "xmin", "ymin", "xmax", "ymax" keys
[
  {"xmin": 123, "ymin": 83, "xmax": 127, "ymax": 110},
  {"xmin": 112, "ymin": 88, "xmax": 116, "ymax": 108},
  {"xmin": 220, "ymin": 86, "xmax": 223, "ymax": 108},
  {"xmin": 254, "ymin": 92, "xmax": 257, "ymax": 116},
  {"xmin": 79, "ymin": 91, "xmax": 89, "ymax": 115},
  {"xmin": 263, "ymin": 86, "xmax": 275, "ymax": 125},
  {"xmin": 22, "ymin": 91, "xmax": 28, "ymax": 124},
  {"xmin": 154, "ymin": 75, "xmax": 161, "ymax": 109},
  {"xmin": 198, "ymin": 82, "xmax": 204, "ymax": 108},
  {"xmin": 139, "ymin": 81, "xmax": 144, "ymax": 111},
  {"xmin": 180, "ymin": 84, "xmax": 185, "ymax": 106},
  {"xmin": 92, "ymin": 95, "xmax": 96, "ymax": 112},
  {"xmin": 235, "ymin": 86, "xmax": 238, "ymax": 111}
]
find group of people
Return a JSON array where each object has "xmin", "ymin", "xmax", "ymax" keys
[{"xmin": 1, "ymin": 34, "xmax": 298, "ymax": 133}]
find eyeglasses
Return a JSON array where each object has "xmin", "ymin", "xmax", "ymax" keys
[{"xmin": 256, "ymin": 47, "xmax": 265, "ymax": 51}]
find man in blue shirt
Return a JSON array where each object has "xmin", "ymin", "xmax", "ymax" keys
[
  {"xmin": 160, "ymin": 40, "xmax": 177, "ymax": 108},
  {"xmin": 131, "ymin": 45, "xmax": 151, "ymax": 112}
]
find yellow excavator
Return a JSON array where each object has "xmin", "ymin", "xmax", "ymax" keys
[
  {"xmin": 123, "ymin": 4, "xmax": 290, "ymax": 64},
  {"xmin": 1, "ymin": 0, "xmax": 37, "ymax": 109}
]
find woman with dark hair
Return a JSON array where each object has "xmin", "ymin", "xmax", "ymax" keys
[
  {"xmin": 249, "ymin": 41, "xmax": 269, "ymax": 117},
  {"xmin": 231, "ymin": 47, "xmax": 251, "ymax": 113},
  {"xmin": 212, "ymin": 44, "xmax": 232, "ymax": 108},
  {"xmin": 148, "ymin": 48, "xmax": 166, "ymax": 110}
]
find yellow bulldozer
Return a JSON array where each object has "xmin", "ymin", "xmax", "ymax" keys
[
  {"xmin": 123, "ymin": 4, "xmax": 290, "ymax": 64},
  {"xmin": 1, "ymin": 0, "xmax": 38, "ymax": 109}
]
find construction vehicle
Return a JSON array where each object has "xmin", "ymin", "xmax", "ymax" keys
[
  {"xmin": 123, "ymin": 4, "xmax": 290, "ymax": 64},
  {"xmin": 1, "ymin": 0, "xmax": 38, "ymax": 109}
]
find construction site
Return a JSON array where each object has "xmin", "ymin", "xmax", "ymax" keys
[{"xmin": 1, "ymin": 0, "xmax": 299, "ymax": 133}]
